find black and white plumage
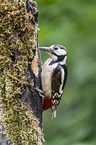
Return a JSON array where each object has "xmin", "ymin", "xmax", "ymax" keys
[{"xmin": 39, "ymin": 45, "xmax": 68, "ymax": 118}]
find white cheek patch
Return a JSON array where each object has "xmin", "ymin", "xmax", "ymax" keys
[{"xmin": 55, "ymin": 49, "xmax": 67, "ymax": 56}]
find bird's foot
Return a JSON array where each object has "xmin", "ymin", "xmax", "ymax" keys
[{"xmin": 34, "ymin": 87, "xmax": 44, "ymax": 98}]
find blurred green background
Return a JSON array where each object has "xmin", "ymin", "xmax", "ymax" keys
[{"xmin": 37, "ymin": 0, "xmax": 96, "ymax": 144}]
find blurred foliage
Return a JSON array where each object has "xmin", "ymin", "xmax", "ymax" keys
[{"xmin": 37, "ymin": 0, "xmax": 96, "ymax": 145}]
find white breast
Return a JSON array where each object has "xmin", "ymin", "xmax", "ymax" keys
[{"xmin": 41, "ymin": 58, "xmax": 58, "ymax": 98}]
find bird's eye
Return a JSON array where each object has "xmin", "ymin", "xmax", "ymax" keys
[{"xmin": 54, "ymin": 47, "xmax": 58, "ymax": 50}]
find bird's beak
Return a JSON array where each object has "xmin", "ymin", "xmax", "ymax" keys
[{"xmin": 38, "ymin": 47, "xmax": 53, "ymax": 53}]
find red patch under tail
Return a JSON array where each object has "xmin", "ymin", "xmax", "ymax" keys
[{"xmin": 42, "ymin": 97, "xmax": 52, "ymax": 110}]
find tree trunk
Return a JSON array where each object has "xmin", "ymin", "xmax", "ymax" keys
[
  {"xmin": 22, "ymin": 0, "xmax": 42, "ymax": 128},
  {"xmin": 0, "ymin": 0, "xmax": 43, "ymax": 144}
]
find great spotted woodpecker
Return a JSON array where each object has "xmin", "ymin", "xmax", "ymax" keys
[{"xmin": 39, "ymin": 45, "xmax": 68, "ymax": 119}]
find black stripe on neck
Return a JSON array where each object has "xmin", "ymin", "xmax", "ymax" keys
[
  {"xmin": 58, "ymin": 55, "xmax": 66, "ymax": 61},
  {"xmin": 49, "ymin": 54, "xmax": 67, "ymax": 65}
]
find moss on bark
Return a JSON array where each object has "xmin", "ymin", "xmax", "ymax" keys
[{"xmin": 0, "ymin": 0, "xmax": 44, "ymax": 144}]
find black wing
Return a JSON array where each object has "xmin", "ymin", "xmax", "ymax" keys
[
  {"xmin": 51, "ymin": 64, "xmax": 67, "ymax": 107},
  {"xmin": 51, "ymin": 65, "xmax": 62, "ymax": 107},
  {"xmin": 51, "ymin": 65, "xmax": 62, "ymax": 94}
]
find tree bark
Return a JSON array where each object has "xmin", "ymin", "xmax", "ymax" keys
[
  {"xmin": 0, "ymin": 0, "xmax": 43, "ymax": 144},
  {"xmin": 23, "ymin": 0, "xmax": 42, "ymax": 128}
]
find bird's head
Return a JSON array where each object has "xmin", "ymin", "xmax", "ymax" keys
[{"xmin": 39, "ymin": 45, "xmax": 68, "ymax": 64}]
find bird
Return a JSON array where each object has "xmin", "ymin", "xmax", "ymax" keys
[{"xmin": 39, "ymin": 44, "xmax": 68, "ymax": 119}]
